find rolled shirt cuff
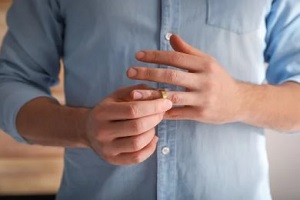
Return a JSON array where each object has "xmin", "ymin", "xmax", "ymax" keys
[{"xmin": 0, "ymin": 82, "xmax": 55, "ymax": 143}]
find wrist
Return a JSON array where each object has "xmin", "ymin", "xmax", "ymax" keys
[
  {"xmin": 235, "ymin": 81, "xmax": 269, "ymax": 123},
  {"xmin": 58, "ymin": 105, "xmax": 91, "ymax": 148},
  {"xmin": 74, "ymin": 107, "xmax": 91, "ymax": 148},
  {"xmin": 234, "ymin": 81, "xmax": 257, "ymax": 123}
]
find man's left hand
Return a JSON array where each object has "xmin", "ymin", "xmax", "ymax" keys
[{"xmin": 127, "ymin": 34, "xmax": 246, "ymax": 124}]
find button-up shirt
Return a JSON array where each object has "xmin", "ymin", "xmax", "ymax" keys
[{"xmin": 1, "ymin": 0, "xmax": 300, "ymax": 199}]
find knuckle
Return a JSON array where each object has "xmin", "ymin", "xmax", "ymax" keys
[
  {"xmin": 131, "ymin": 137, "xmax": 144, "ymax": 151},
  {"xmin": 127, "ymin": 104, "xmax": 139, "ymax": 118},
  {"xmin": 145, "ymin": 68, "xmax": 154, "ymax": 79},
  {"xmin": 170, "ymin": 53, "xmax": 183, "ymax": 64},
  {"xmin": 131, "ymin": 152, "xmax": 145, "ymax": 164},
  {"xmin": 94, "ymin": 125, "xmax": 113, "ymax": 142},
  {"xmin": 203, "ymin": 60, "xmax": 215, "ymax": 72},
  {"xmin": 130, "ymin": 120, "xmax": 144, "ymax": 133},
  {"xmin": 94, "ymin": 130, "xmax": 107, "ymax": 143},
  {"xmin": 197, "ymin": 107, "xmax": 208, "ymax": 119},
  {"xmin": 204, "ymin": 80, "xmax": 214, "ymax": 92},
  {"xmin": 99, "ymin": 146, "xmax": 113, "ymax": 160},
  {"xmin": 203, "ymin": 84, "xmax": 218, "ymax": 104},
  {"xmin": 165, "ymin": 70, "xmax": 178, "ymax": 83},
  {"xmin": 95, "ymin": 134, "xmax": 105, "ymax": 143},
  {"xmin": 202, "ymin": 93, "xmax": 214, "ymax": 109},
  {"xmin": 171, "ymin": 94, "xmax": 183, "ymax": 104},
  {"xmin": 203, "ymin": 75, "xmax": 216, "ymax": 92}
]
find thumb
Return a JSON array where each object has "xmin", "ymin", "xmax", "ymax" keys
[{"xmin": 170, "ymin": 34, "xmax": 206, "ymax": 57}]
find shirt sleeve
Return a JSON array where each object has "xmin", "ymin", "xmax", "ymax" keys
[
  {"xmin": 0, "ymin": 0, "xmax": 63, "ymax": 143},
  {"xmin": 264, "ymin": 0, "xmax": 300, "ymax": 85}
]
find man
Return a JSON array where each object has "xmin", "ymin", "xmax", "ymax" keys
[{"xmin": 1, "ymin": 0, "xmax": 300, "ymax": 199}]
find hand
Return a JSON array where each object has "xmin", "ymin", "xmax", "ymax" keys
[
  {"xmin": 127, "ymin": 35, "xmax": 245, "ymax": 124},
  {"xmin": 85, "ymin": 84, "xmax": 173, "ymax": 165}
]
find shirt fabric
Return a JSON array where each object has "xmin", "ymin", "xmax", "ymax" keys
[{"xmin": 1, "ymin": 0, "xmax": 300, "ymax": 199}]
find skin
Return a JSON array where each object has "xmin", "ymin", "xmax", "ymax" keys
[
  {"xmin": 17, "ymin": 84, "xmax": 173, "ymax": 165},
  {"xmin": 16, "ymin": 34, "xmax": 300, "ymax": 165},
  {"xmin": 128, "ymin": 34, "xmax": 300, "ymax": 132}
]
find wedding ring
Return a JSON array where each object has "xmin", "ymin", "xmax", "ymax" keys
[{"xmin": 159, "ymin": 89, "xmax": 168, "ymax": 99}]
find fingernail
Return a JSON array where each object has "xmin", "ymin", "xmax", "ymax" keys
[
  {"xmin": 127, "ymin": 68, "xmax": 137, "ymax": 77},
  {"xmin": 133, "ymin": 91, "xmax": 143, "ymax": 100},
  {"xmin": 136, "ymin": 51, "xmax": 145, "ymax": 59},
  {"xmin": 163, "ymin": 100, "xmax": 173, "ymax": 110}
]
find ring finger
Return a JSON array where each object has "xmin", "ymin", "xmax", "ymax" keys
[{"xmin": 131, "ymin": 90, "xmax": 199, "ymax": 106}]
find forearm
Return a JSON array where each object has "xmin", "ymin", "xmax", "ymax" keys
[
  {"xmin": 16, "ymin": 97, "xmax": 90, "ymax": 147},
  {"xmin": 239, "ymin": 81, "xmax": 300, "ymax": 132}
]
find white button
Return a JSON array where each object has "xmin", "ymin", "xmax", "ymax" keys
[
  {"xmin": 162, "ymin": 147, "xmax": 170, "ymax": 155},
  {"xmin": 165, "ymin": 33, "xmax": 172, "ymax": 41}
]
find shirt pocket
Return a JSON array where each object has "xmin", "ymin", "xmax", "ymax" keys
[{"xmin": 206, "ymin": 0, "xmax": 268, "ymax": 34}]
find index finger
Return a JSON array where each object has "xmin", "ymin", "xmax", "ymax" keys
[
  {"xmin": 108, "ymin": 84, "xmax": 153, "ymax": 102},
  {"xmin": 101, "ymin": 99, "xmax": 173, "ymax": 120},
  {"xmin": 135, "ymin": 50, "xmax": 209, "ymax": 72}
]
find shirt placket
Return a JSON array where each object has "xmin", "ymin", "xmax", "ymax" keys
[{"xmin": 157, "ymin": 0, "xmax": 180, "ymax": 200}]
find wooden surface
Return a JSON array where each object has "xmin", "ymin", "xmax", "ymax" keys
[
  {"xmin": 0, "ymin": 158, "xmax": 63, "ymax": 195},
  {"xmin": 0, "ymin": 0, "xmax": 64, "ymax": 196},
  {"xmin": 0, "ymin": 0, "xmax": 10, "ymax": 45}
]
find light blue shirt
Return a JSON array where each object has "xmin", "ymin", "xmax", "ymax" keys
[{"xmin": 1, "ymin": 0, "xmax": 300, "ymax": 199}]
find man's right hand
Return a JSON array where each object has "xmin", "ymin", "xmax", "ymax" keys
[{"xmin": 85, "ymin": 84, "xmax": 173, "ymax": 165}]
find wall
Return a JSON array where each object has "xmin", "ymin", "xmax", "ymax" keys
[{"xmin": 266, "ymin": 131, "xmax": 300, "ymax": 200}]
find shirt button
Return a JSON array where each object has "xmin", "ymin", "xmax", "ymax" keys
[
  {"xmin": 165, "ymin": 33, "xmax": 172, "ymax": 41},
  {"xmin": 162, "ymin": 147, "xmax": 170, "ymax": 155}
]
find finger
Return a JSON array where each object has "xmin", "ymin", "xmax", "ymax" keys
[
  {"xmin": 163, "ymin": 107, "xmax": 199, "ymax": 121},
  {"xmin": 108, "ymin": 113, "xmax": 163, "ymax": 138},
  {"xmin": 134, "ymin": 50, "xmax": 208, "ymax": 72},
  {"xmin": 131, "ymin": 90, "xmax": 199, "ymax": 106},
  {"xmin": 170, "ymin": 34, "xmax": 208, "ymax": 57},
  {"xmin": 113, "ymin": 136, "xmax": 158, "ymax": 165},
  {"xmin": 100, "ymin": 99, "xmax": 172, "ymax": 120},
  {"xmin": 129, "ymin": 86, "xmax": 157, "ymax": 101},
  {"xmin": 111, "ymin": 129, "xmax": 155, "ymax": 154},
  {"xmin": 127, "ymin": 67, "xmax": 199, "ymax": 89},
  {"xmin": 109, "ymin": 83, "xmax": 152, "ymax": 102}
]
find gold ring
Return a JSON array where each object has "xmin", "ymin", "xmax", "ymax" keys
[{"xmin": 159, "ymin": 89, "xmax": 168, "ymax": 99}]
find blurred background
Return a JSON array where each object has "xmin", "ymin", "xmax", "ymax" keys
[
  {"xmin": 0, "ymin": 1, "xmax": 63, "ymax": 200},
  {"xmin": 0, "ymin": 1, "xmax": 300, "ymax": 199}
]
